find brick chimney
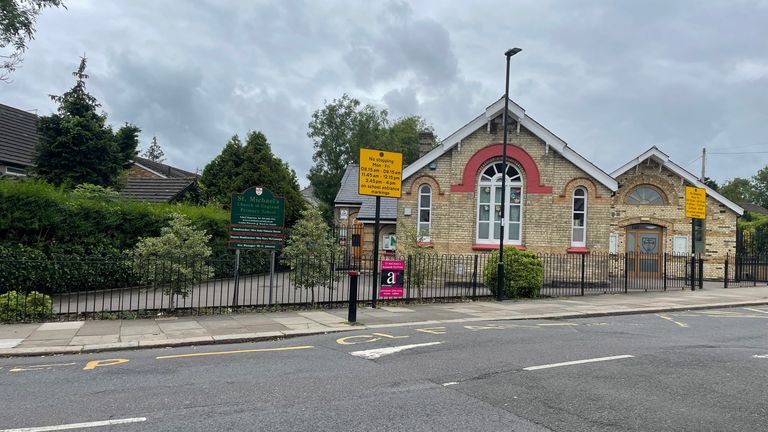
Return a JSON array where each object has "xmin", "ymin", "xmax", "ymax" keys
[{"xmin": 418, "ymin": 131, "xmax": 435, "ymax": 159}]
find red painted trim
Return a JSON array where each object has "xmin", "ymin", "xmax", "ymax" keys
[
  {"xmin": 472, "ymin": 244, "xmax": 526, "ymax": 251},
  {"xmin": 566, "ymin": 246, "xmax": 590, "ymax": 254},
  {"xmin": 451, "ymin": 144, "xmax": 553, "ymax": 194},
  {"xmin": 416, "ymin": 242, "xmax": 434, "ymax": 248}
]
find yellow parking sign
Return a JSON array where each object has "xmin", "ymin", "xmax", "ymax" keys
[
  {"xmin": 685, "ymin": 186, "xmax": 706, "ymax": 219},
  {"xmin": 358, "ymin": 148, "xmax": 403, "ymax": 198}
]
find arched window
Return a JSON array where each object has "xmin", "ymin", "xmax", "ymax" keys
[
  {"xmin": 627, "ymin": 185, "xmax": 665, "ymax": 205},
  {"xmin": 476, "ymin": 162, "xmax": 523, "ymax": 244},
  {"xmin": 572, "ymin": 187, "xmax": 587, "ymax": 246},
  {"xmin": 417, "ymin": 184, "xmax": 431, "ymax": 242}
]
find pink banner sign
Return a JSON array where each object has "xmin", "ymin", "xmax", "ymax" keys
[{"xmin": 380, "ymin": 260, "xmax": 405, "ymax": 298}]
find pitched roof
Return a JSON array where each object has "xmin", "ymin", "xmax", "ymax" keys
[
  {"xmin": 611, "ymin": 146, "xmax": 744, "ymax": 215},
  {"xmin": 120, "ymin": 177, "xmax": 197, "ymax": 203},
  {"xmin": 0, "ymin": 103, "xmax": 38, "ymax": 167},
  {"xmin": 334, "ymin": 165, "xmax": 397, "ymax": 221},
  {"xmin": 738, "ymin": 202, "xmax": 768, "ymax": 215},
  {"xmin": 402, "ymin": 96, "xmax": 618, "ymax": 192},
  {"xmin": 300, "ymin": 185, "xmax": 321, "ymax": 207},
  {"xmin": 133, "ymin": 156, "xmax": 198, "ymax": 179}
]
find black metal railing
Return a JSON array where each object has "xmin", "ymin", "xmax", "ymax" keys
[
  {"xmin": 724, "ymin": 253, "xmax": 768, "ymax": 288},
  {"xmin": 0, "ymin": 251, "xmax": 715, "ymax": 322}
]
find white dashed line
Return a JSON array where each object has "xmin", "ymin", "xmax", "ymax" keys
[
  {"xmin": 524, "ymin": 355, "xmax": 635, "ymax": 371},
  {"xmin": 0, "ymin": 417, "xmax": 147, "ymax": 432}
]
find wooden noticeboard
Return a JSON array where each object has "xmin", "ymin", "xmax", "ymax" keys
[
  {"xmin": 358, "ymin": 148, "xmax": 403, "ymax": 198},
  {"xmin": 685, "ymin": 186, "xmax": 706, "ymax": 219}
]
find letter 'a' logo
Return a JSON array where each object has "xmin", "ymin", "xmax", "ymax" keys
[{"xmin": 255, "ymin": 187, "xmax": 263, "ymax": 196}]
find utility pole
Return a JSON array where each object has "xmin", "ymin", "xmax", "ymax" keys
[{"xmin": 700, "ymin": 147, "xmax": 706, "ymax": 182}]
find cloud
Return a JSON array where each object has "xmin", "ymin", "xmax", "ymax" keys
[{"xmin": 2, "ymin": 0, "xmax": 768, "ymax": 187}]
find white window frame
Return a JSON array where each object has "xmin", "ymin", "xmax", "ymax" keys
[
  {"xmin": 609, "ymin": 233, "xmax": 619, "ymax": 254},
  {"xmin": 4, "ymin": 166, "xmax": 27, "ymax": 177},
  {"xmin": 417, "ymin": 184, "xmax": 432, "ymax": 242},
  {"xmin": 571, "ymin": 187, "xmax": 587, "ymax": 247},
  {"xmin": 475, "ymin": 161, "xmax": 523, "ymax": 245}
]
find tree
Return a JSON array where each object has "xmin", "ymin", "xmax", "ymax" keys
[
  {"xmin": 200, "ymin": 131, "xmax": 305, "ymax": 224},
  {"xmin": 720, "ymin": 177, "xmax": 754, "ymax": 204},
  {"xmin": 751, "ymin": 166, "xmax": 768, "ymax": 208},
  {"xmin": 129, "ymin": 213, "xmax": 214, "ymax": 303},
  {"xmin": 142, "ymin": 136, "xmax": 165, "ymax": 162},
  {"xmin": 34, "ymin": 56, "xmax": 139, "ymax": 188},
  {"xmin": 1, "ymin": 0, "xmax": 65, "ymax": 81},
  {"xmin": 396, "ymin": 219, "xmax": 439, "ymax": 298},
  {"xmin": 307, "ymin": 94, "xmax": 435, "ymax": 217},
  {"xmin": 280, "ymin": 206, "xmax": 340, "ymax": 304},
  {"xmin": 703, "ymin": 177, "xmax": 719, "ymax": 191}
]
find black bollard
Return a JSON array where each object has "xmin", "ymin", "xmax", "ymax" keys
[{"xmin": 348, "ymin": 271, "xmax": 358, "ymax": 323}]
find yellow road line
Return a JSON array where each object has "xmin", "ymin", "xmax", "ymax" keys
[
  {"xmin": 656, "ymin": 314, "xmax": 689, "ymax": 328},
  {"xmin": 156, "ymin": 345, "xmax": 314, "ymax": 360}
]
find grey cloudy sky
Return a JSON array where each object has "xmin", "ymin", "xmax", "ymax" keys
[{"xmin": 3, "ymin": 0, "xmax": 768, "ymax": 186}]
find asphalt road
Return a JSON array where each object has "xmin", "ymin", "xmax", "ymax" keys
[{"xmin": 2, "ymin": 307, "xmax": 768, "ymax": 431}]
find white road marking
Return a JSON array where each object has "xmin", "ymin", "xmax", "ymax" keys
[
  {"xmin": 442, "ymin": 382, "xmax": 458, "ymax": 386},
  {"xmin": 350, "ymin": 342, "xmax": 443, "ymax": 360},
  {"xmin": 656, "ymin": 314, "xmax": 689, "ymax": 328},
  {"xmin": 752, "ymin": 354, "xmax": 768, "ymax": 359},
  {"xmin": 9, "ymin": 363, "xmax": 77, "ymax": 373},
  {"xmin": 537, "ymin": 323, "xmax": 578, "ymax": 327},
  {"xmin": 524, "ymin": 355, "xmax": 635, "ymax": 371},
  {"xmin": 744, "ymin": 307, "xmax": 768, "ymax": 315},
  {"xmin": 0, "ymin": 417, "xmax": 147, "ymax": 432}
]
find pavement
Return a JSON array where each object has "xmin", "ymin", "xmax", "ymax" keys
[{"xmin": 2, "ymin": 282, "xmax": 767, "ymax": 357}]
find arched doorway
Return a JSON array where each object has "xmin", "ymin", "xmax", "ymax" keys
[{"xmin": 626, "ymin": 224, "xmax": 663, "ymax": 276}]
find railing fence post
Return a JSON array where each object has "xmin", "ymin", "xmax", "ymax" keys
[
  {"xmin": 472, "ymin": 254, "xmax": 479, "ymax": 300},
  {"xmin": 724, "ymin": 253, "xmax": 729, "ymax": 288},
  {"xmin": 580, "ymin": 253, "xmax": 586, "ymax": 296},
  {"xmin": 698, "ymin": 255, "xmax": 704, "ymax": 289},
  {"xmin": 663, "ymin": 252, "xmax": 668, "ymax": 291},
  {"xmin": 406, "ymin": 255, "xmax": 412, "ymax": 305},
  {"xmin": 624, "ymin": 253, "xmax": 628, "ymax": 293}
]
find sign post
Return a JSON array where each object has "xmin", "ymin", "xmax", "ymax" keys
[
  {"xmin": 229, "ymin": 187, "xmax": 286, "ymax": 306},
  {"xmin": 685, "ymin": 186, "xmax": 706, "ymax": 291},
  {"xmin": 358, "ymin": 149, "xmax": 403, "ymax": 308}
]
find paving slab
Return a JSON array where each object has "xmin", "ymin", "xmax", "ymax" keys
[
  {"xmin": 75, "ymin": 321, "xmax": 122, "ymax": 336},
  {"xmin": 157, "ymin": 321, "xmax": 204, "ymax": 331},
  {"xmin": 120, "ymin": 325, "xmax": 162, "ymax": 336},
  {"xmin": 70, "ymin": 335, "xmax": 120, "ymax": 346},
  {"xmin": 0, "ymin": 339, "xmax": 23, "ymax": 349},
  {"xmin": 37, "ymin": 321, "xmax": 84, "ymax": 331},
  {"xmin": 0, "ymin": 324, "xmax": 40, "ymax": 339},
  {"xmin": 25, "ymin": 330, "xmax": 78, "ymax": 341}
]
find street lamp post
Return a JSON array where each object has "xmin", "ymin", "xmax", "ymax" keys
[{"xmin": 497, "ymin": 47, "xmax": 522, "ymax": 302}]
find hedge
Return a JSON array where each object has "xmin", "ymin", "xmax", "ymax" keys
[
  {"xmin": 0, "ymin": 180, "xmax": 275, "ymax": 294},
  {"xmin": 0, "ymin": 180, "xmax": 230, "ymax": 255},
  {"xmin": 483, "ymin": 247, "xmax": 543, "ymax": 298}
]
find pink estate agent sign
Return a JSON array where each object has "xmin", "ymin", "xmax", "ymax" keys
[{"xmin": 380, "ymin": 260, "xmax": 405, "ymax": 298}]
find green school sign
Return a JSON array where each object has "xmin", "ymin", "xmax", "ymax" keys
[{"xmin": 228, "ymin": 186, "xmax": 285, "ymax": 250}]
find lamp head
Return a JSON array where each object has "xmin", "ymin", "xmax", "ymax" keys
[{"xmin": 505, "ymin": 48, "xmax": 522, "ymax": 57}]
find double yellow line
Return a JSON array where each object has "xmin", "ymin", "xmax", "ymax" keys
[{"xmin": 156, "ymin": 345, "xmax": 314, "ymax": 360}]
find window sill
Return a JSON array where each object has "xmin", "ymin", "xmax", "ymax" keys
[
  {"xmin": 566, "ymin": 246, "xmax": 590, "ymax": 254},
  {"xmin": 416, "ymin": 242, "xmax": 434, "ymax": 248},
  {"xmin": 472, "ymin": 244, "xmax": 526, "ymax": 251}
]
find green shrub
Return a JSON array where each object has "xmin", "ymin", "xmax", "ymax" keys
[
  {"xmin": 0, "ymin": 291, "xmax": 53, "ymax": 322},
  {"xmin": 129, "ymin": 214, "xmax": 214, "ymax": 300},
  {"xmin": 483, "ymin": 247, "xmax": 543, "ymax": 298},
  {"xmin": 0, "ymin": 244, "xmax": 136, "ymax": 294}
]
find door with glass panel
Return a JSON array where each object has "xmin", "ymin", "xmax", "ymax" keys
[
  {"xmin": 625, "ymin": 224, "xmax": 662, "ymax": 277},
  {"xmin": 476, "ymin": 162, "xmax": 523, "ymax": 245}
]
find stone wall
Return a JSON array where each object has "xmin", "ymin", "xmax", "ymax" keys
[
  {"xmin": 612, "ymin": 160, "xmax": 739, "ymax": 278},
  {"xmin": 398, "ymin": 118, "xmax": 613, "ymax": 255}
]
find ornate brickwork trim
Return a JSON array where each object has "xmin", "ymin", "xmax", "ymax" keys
[
  {"xmin": 405, "ymin": 174, "xmax": 444, "ymax": 196},
  {"xmin": 450, "ymin": 144, "xmax": 553, "ymax": 194}
]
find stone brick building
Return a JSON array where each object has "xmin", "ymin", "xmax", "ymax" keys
[{"xmin": 391, "ymin": 97, "xmax": 743, "ymax": 279}]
